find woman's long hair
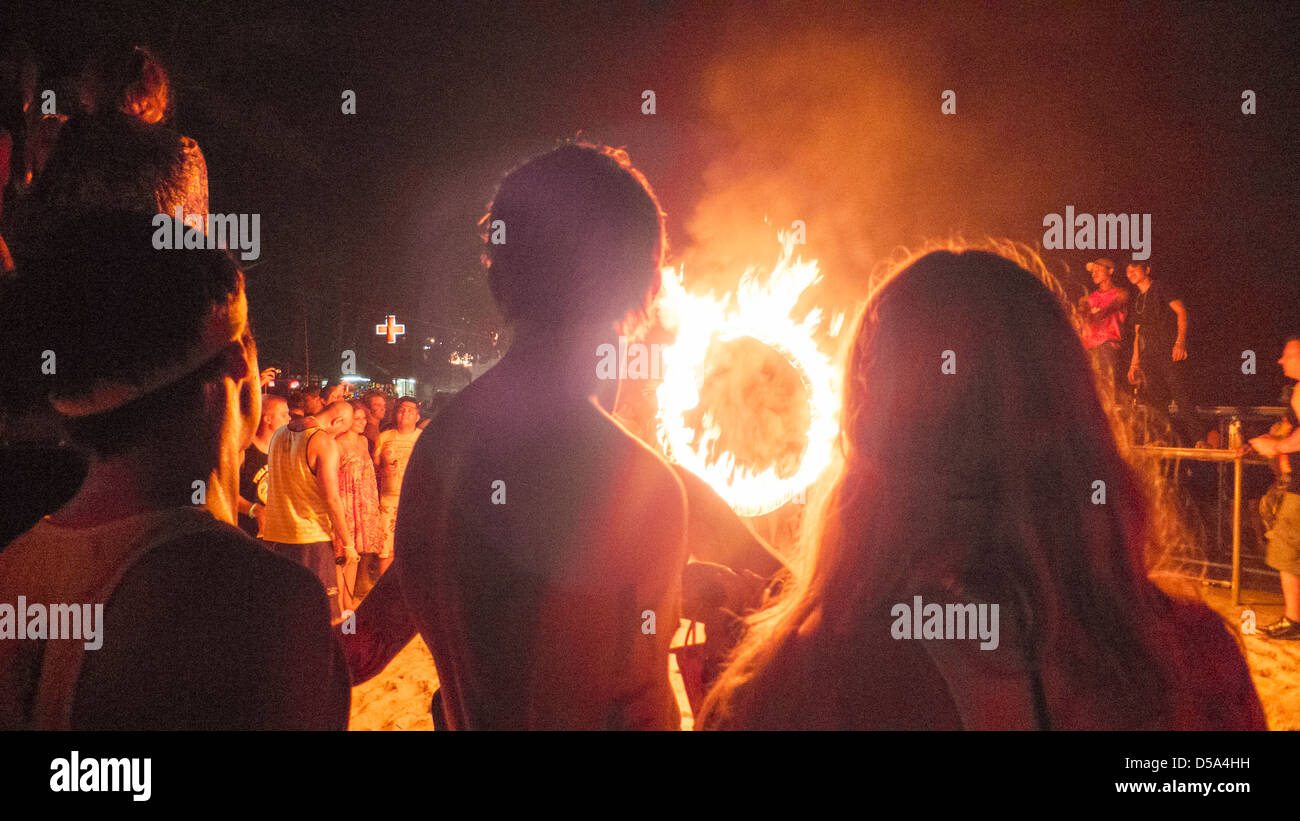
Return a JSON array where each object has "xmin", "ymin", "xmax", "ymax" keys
[{"xmin": 700, "ymin": 240, "xmax": 1207, "ymax": 729}]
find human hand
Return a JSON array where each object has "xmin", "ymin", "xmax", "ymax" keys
[
  {"xmin": 682, "ymin": 560, "xmax": 767, "ymax": 622},
  {"xmin": 1172, "ymin": 342, "xmax": 1187, "ymax": 362},
  {"xmin": 332, "ymin": 530, "xmax": 355, "ymax": 559},
  {"xmin": 1127, "ymin": 364, "xmax": 1141, "ymax": 385},
  {"xmin": 259, "ymin": 367, "xmax": 278, "ymax": 388},
  {"xmin": 1250, "ymin": 436, "xmax": 1278, "ymax": 458}
]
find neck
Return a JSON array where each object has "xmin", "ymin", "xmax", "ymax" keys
[
  {"xmin": 251, "ymin": 427, "xmax": 273, "ymax": 451},
  {"xmin": 502, "ymin": 320, "xmax": 621, "ymax": 410},
  {"xmin": 49, "ymin": 444, "xmax": 230, "ymax": 527}
]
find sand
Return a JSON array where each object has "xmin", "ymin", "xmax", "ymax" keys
[{"xmin": 348, "ymin": 586, "xmax": 1300, "ymax": 730}]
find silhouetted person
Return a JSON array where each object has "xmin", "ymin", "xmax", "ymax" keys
[
  {"xmin": 9, "ymin": 44, "xmax": 207, "ymax": 255},
  {"xmin": 0, "ymin": 212, "xmax": 348, "ymax": 729},
  {"xmin": 699, "ymin": 247, "xmax": 1265, "ymax": 730},
  {"xmin": 343, "ymin": 143, "xmax": 692, "ymax": 729}
]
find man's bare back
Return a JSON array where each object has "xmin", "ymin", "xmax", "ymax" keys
[{"xmin": 395, "ymin": 358, "xmax": 688, "ymax": 729}]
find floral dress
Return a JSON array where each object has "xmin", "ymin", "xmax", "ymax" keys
[{"xmin": 338, "ymin": 446, "xmax": 384, "ymax": 555}]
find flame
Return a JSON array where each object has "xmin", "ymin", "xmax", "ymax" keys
[{"xmin": 655, "ymin": 234, "xmax": 844, "ymax": 516}]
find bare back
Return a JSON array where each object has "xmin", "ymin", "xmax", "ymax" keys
[{"xmin": 395, "ymin": 364, "xmax": 689, "ymax": 729}]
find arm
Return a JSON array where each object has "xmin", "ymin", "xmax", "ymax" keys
[
  {"xmin": 1170, "ymin": 299, "xmax": 1188, "ymax": 361},
  {"xmin": 312, "ymin": 435, "xmax": 356, "ymax": 561},
  {"xmin": 1250, "ymin": 393, "xmax": 1300, "ymax": 457},
  {"xmin": 672, "ymin": 464, "xmax": 785, "ymax": 578},
  {"xmin": 337, "ymin": 557, "xmax": 417, "ymax": 685},
  {"xmin": 1128, "ymin": 327, "xmax": 1142, "ymax": 383},
  {"xmin": 1092, "ymin": 288, "xmax": 1128, "ymax": 320},
  {"xmin": 1253, "ymin": 420, "xmax": 1300, "ymax": 457}
]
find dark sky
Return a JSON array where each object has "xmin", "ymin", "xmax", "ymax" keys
[{"xmin": 6, "ymin": 0, "xmax": 1298, "ymax": 404}]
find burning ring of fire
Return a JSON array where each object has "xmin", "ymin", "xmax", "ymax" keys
[{"xmin": 655, "ymin": 237, "xmax": 843, "ymax": 517}]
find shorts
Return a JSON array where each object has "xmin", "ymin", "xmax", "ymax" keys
[
  {"xmin": 379, "ymin": 500, "xmax": 399, "ymax": 560},
  {"xmin": 266, "ymin": 540, "xmax": 342, "ymax": 621},
  {"xmin": 1265, "ymin": 492, "xmax": 1300, "ymax": 577}
]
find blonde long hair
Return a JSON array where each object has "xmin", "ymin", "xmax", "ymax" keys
[{"xmin": 699, "ymin": 239, "xmax": 1205, "ymax": 729}]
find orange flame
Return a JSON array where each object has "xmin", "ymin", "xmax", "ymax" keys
[{"xmin": 655, "ymin": 234, "xmax": 844, "ymax": 516}]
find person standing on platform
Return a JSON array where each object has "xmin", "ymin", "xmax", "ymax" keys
[
  {"xmin": 1126, "ymin": 262, "xmax": 1192, "ymax": 443},
  {"xmin": 1079, "ymin": 258, "xmax": 1127, "ymax": 392}
]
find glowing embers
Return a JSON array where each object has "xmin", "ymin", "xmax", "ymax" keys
[{"xmin": 655, "ymin": 236, "xmax": 842, "ymax": 517}]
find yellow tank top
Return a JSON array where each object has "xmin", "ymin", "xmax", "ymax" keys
[{"xmin": 260, "ymin": 425, "xmax": 334, "ymax": 544}]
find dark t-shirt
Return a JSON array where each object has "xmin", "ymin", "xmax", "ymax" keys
[
  {"xmin": 238, "ymin": 444, "xmax": 269, "ymax": 538},
  {"xmin": 1132, "ymin": 278, "xmax": 1181, "ymax": 359}
]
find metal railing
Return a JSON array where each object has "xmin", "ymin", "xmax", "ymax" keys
[{"xmin": 1134, "ymin": 445, "xmax": 1272, "ymax": 605}]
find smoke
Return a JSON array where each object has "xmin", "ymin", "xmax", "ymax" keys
[{"xmin": 678, "ymin": 14, "xmax": 1078, "ymax": 308}]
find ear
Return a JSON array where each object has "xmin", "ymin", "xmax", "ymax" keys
[
  {"xmin": 220, "ymin": 338, "xmax": 259, "ymax": 423},
  {"xmin": 220, "ymin": 339, "xmax": 253, "ymax": 382}
]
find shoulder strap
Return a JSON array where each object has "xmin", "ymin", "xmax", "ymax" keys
[
  {"xmin": 32, "ymin": 510, "xmax": 224, "ymax": 729},
  {"xmin": 304, "ymin": 427, "xmax": 323, "ymax": 476}
]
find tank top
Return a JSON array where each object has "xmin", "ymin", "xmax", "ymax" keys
[
  {"xmin": 260, "ymin": 425, "xmax": 333, "ymax": 544},
  {"xmin": 0, "ymin": 507, "xmax": 228, "ymax": 729}
]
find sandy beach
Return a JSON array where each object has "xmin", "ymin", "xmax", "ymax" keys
[{"xmin": 348, "ymin": 585, "xmax": 1299, "ymax": 730}]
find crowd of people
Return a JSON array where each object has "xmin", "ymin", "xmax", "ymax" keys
[
  {"xmin": 1, "ymin": 39, "xmax": 1295, "ymax": 731},
  {"xmin": 237, "ymin": 385, "xmax": 425, "ymax": 618}
]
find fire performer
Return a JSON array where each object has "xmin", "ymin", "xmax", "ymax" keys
[{"xmin": 1250, "ymin": 336, "xmax": 1300, "ymax": 639}]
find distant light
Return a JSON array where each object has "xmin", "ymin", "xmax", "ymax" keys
[
  {"xmin": 340, "ymin": 375, "xmax": 368, "ymax": 382},
  {"xmin": 289, "ymin": 379, "xmax": 301, "ymax": 389}
]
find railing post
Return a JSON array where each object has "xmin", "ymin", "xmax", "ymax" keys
[{"xmin": 1232, "ymin": 452, "xmax": 1243, "ymax": 607}]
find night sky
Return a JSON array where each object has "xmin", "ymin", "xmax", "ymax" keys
[{"xmin": 6, "ymin": 0, "xmax": 1298, "ymax": 405}]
